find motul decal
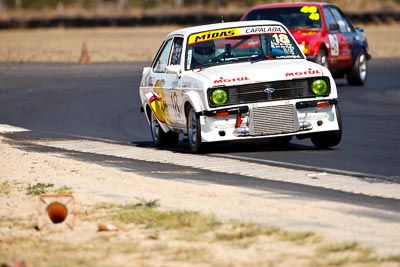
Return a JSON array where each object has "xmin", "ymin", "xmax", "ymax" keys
[
  {"xmin": 214, "ymin": 77, "xmax": 250, "ymax": 84},
  {"xmin": 286, "ymin": 70, "xmax": 321, "ymax": 76}
]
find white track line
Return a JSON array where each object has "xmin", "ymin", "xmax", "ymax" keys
[{"xmin": 0, "ymin": 124, "xmax": 29, "ymax": 133}]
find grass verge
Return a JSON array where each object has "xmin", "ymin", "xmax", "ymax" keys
[{"xmin": 1, "ymin": 182, "xmax": 399, "ymax": 267}]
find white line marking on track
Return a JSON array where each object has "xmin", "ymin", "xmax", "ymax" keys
[
  {"xmin": 38, "ymin": 139, "xmax": 400, "ymax": 200},
  {"xmin": 0, "ymin": 124, "xmax": 29, "ymax": 133},
  {"xmin": 215, "ymin": 154, "xmax": 398, "ymax": 182}
]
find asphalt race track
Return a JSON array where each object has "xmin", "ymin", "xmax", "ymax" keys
[{"xmin": 0, "ymin": 59, "xmax": 399, "ymax": 181}]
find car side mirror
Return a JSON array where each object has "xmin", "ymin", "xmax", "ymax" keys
[
  {"xmin": 329, "ymin": 23, "xmax": 340, "ymax": 32},
  {"xmin": 166, "ymin": 65, "xmax": 181, "ymax": 77},
  {"xmin": 142, "ymin": 67, "xmax": 151, "ymax": 75},
  {"xmin": 356, "ymin": 26, "xmax": 364, "ymax": 33}
]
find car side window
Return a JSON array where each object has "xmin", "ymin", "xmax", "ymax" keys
[
  {"xmin": 329, "ymin": 7, "xmax": 353, "ymax": 33},
  {"xmin": 170, "ymin": 37, "xmax": 183, "ymax": 65},
  {"xmin": 153, "ymin": 38, "xmax": 173, "ymax": 73},
  {"xmin": 323, "ymin": 7, "xmax": 338, "ymax": 32}
]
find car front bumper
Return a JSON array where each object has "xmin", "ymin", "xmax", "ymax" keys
[{"xmin": 199, "ymin": 99, "xmax": 340, "ymax": 143}]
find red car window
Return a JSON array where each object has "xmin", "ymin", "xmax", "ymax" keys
[{"xmin": 243, "ymin": 6, "xmax": 323, "ymax": 30}]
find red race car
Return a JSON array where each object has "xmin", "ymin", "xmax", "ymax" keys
[{"xmin": 241, "ymin": 2, "xmax": 371, "ymax": 86}]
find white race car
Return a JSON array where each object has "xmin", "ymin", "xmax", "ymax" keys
[{"xmin": 139, "ymin": 20, "xmax": 342, "ymax": 153}]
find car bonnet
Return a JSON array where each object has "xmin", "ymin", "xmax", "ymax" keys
[{"xmin": 189, "ymin": 59, "xmax": 327, "ymax": 87}]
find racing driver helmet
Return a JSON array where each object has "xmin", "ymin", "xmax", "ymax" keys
[{"xmin": 192, "ymin": 40, "xmax": 215, "ymax": 64}]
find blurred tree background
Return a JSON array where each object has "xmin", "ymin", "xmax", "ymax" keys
[{"xmin": 0, "ymin": 0, "xmax": 398, "ymax": 12}]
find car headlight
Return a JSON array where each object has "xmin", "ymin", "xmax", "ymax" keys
[
  {"xmin": 210, "ymin": 89, "xmax": 228, "ymax": 105},
  {"xmin": 310, "ymin": 79, "xmax": 328, "ymax": 95}
]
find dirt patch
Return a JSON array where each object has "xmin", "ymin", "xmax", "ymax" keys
[
  {"xmin": 0, "ymin": 26, "xmax": 177, "ymax": 62},
  {"xmin": 1, "ymin": 135, "xmax": 400, "ymax": 266},
  {"xmin": 0, "ymin": 24, "xmax": 398, "ymax": 63}
]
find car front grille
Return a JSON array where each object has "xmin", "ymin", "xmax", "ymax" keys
[
  {"xmin": 208, "ymin": 78, "xmax": 330, "ymax": 107},
  {"xmin": 251, "ymin": 105, "xmax": 297, "ymax": 136}
]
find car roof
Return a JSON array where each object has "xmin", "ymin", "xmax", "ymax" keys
[
  {"xmin": 246, "ymin": 2, "xmax": 331, "ymax": 10},
  {"xmin": 167, "ymin": 20, "xmax": 286, "ymax": 38}
]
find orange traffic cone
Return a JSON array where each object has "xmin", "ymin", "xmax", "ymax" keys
[
  {"xmin": 37, "ymin": 194, "xmax": 76, "ymax": 231},
  {"xmin": 78, "ymin": 41, "xmax": 91, "ymax": 64}
]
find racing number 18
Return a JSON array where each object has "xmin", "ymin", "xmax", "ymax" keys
[{"xmin": 271, "ymin": 34, "xmax": 290, "ymax": 44}]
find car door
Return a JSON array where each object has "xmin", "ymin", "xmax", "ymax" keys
[
  {"xmin": 323, "ymin": 6, "xmax": 352, "ymax": 69},
  {"xmin": 328, "ymin": 6, "xmax": 356, "ymax": 68},
  {"xmin": 149, "ymin": 36, "xmax": 184, "ymax": 127}
]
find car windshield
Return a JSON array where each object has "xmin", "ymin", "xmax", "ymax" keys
[
  {"xmin": 185, "ymin": 25, "xmax": 304, "ymax": 70},
  {"xmin": 243, "ymin": 6, "xmax": 323, "ymax": 30}
]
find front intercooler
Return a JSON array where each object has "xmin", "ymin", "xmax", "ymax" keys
[{"xmin": 251, "ymin": 104, "xmax": 298, "ymax": 136}]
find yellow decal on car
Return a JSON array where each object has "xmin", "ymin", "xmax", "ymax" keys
[
  {"xmin": 300, "ymin": 6, "xmax": 320, "ymax": 21},
  {"xmin": 188, "ymin": 28, "xmax": 239, "ymax": 44},
  {"xmin": 300, "ymin": 6, "xmax": 317, "ymax": 14},
  {"xmin": 309, "ymin": 13, "xmax": 320, "ymax": 21},
  {"xmin": 147, "ymin": 80, "xmax": 173, "ymax": 126}
]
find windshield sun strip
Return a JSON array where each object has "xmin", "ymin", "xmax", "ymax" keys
[{"xmin": 185, "ymin": 25, "xmax": 303, "ymax": 70}]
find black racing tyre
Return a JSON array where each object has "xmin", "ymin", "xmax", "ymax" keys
[
  {"xmin": 315, "ymin": 49, "xmax": 328, "ymax": 68},
  {"xmin": 186, "ymin": 105, "xmax": 205, "ymax": 153},
  {"xmin": 150, "ymin": 111, "xmax": 179, "ymax": 147},
  {"xmin": 310, "ymin": 105, "xmax": 342, "ymax": 149},
  {"xmin": 346, "ymin": 49, "xmax": 368, "ymax": 86}
]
